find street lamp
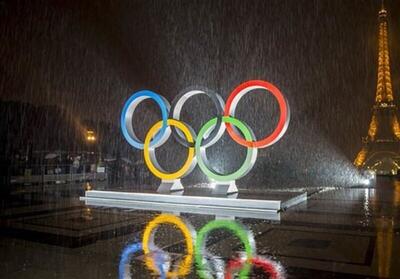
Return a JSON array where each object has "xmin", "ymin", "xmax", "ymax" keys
[{"xmin": 86, "ymin": 130, "xmax": 96, "ymax": 142}]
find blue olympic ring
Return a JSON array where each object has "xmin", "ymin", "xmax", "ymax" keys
[
  {"xmin": 119, "ymin": 242, "xmax": 142, "ymax": 279},
  {"xmin": 119, "ymin": 242, "xmax": 166, "ymax": 279},
  {"xmin": 120, "ymin": 90, "xmax": 170, "ymax": 149}
]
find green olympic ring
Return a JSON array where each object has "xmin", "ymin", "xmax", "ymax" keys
[
  {"xmin": 195, "ymin": 116, "xmax": 258, "ymax": 182},
  {"xmin": 194, "ymin": 219, "xmax": 256, "ymax": 279}
]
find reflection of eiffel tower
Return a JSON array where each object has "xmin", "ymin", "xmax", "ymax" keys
[{"xmin": 354, "ymin": 3, "xmax": 400, "ymax": 175}]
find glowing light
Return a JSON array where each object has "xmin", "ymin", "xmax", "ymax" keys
[
  {"xmin": 392, "ymin": 117, "xmax": 400, "ymax": 139},
  {"xmin": 375, "ymin": 17, "xmax": 393, "ymax": 103},
  {"xmin": 368, "ymin": 115, "xmax": 378, "ymax": 139},
  {"xmin": 86, "ymin": 130, "xmax": 96, "ymax": 142},
  {"xmin": 364, "ymin": 170, "xmax": 376, "ymax": 181},
  {"xmin": 354, "ymin": 148, "xmax": 367, "ymax": 167},
  {"xmin": 362, "ymin": 179, "xmax": 371, "ymax": 186}
]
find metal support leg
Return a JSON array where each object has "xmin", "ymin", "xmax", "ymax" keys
[
  {"xmin": 157, "ymin": 179, "xmax": 184, "ymax": 193},
  {"xmin": 210, "ymin": 180, "xmax": 238, "ymax": 195}
]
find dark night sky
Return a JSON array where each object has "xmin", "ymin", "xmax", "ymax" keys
[{"xmin": 1, "ymin": 0, "xmax": 400, "ymax": 188}]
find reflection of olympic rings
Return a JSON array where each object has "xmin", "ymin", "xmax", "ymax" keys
[
  {"xmin": 142, "ymin": 214, "xmax": 196, "ymax": 278},
  {"xmin": 119, "ymin": 242, "xmax": 142, "ymax": 279},
  {"xmin": 119, "ymin": 242, "xmax": 167, "ymax": 279},
  {"xmin": 121, "ymin": 80, "xmax": 289, "ymax": 183},
  {"xmin": 225, "ymin": 256, "xmax": 284, "ymax": 279},
  {"xmin": 194, "ymin": 220, "xmax": 256, "ymax": 279},
  {"xmin": 119, "ymin": 214, "xmax": 285, "ymax": 278}
]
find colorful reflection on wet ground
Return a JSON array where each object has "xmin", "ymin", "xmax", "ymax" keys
[
  {"xmin": 1, "ymin": 177, "xmax": 400, "ymax": 278},
  {"xmin": 118, "ymin": 214, "xmax": 284, "ymax": 278}
]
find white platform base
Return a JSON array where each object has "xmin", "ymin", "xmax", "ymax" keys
[{"xmin": 80, "ymin": 190, "xmax": 307, "ymax": 220}]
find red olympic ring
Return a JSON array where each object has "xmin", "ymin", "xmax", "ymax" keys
[
  {"xmin": 225, "ymin": 257, "xmax": 284, "ymax": 279},
  {"xmin": 224, "ymin": 80, "xmax": 289, "ymax": 148}
]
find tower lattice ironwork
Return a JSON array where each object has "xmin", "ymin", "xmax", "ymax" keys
[{"xmin": 354, "ymin": 3, "xmax": 400, "ymax": 175}]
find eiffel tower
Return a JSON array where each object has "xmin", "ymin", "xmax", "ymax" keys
[{"xmin": 354, "ymin": 3, "xmax": 400, "ymax": 175}]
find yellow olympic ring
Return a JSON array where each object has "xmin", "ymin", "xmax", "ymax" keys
[
  {"xmin": 142, "ymin": 214, "xmax": 194, "ymax": 277},
  {"xmin": 143, "ymin": 119, "xmax": 195, "ymax": 180}
]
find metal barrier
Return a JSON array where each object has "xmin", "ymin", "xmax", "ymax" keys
[{"xmin": 10, "ymin": 164, "xmax": 107, "ymax": 185}]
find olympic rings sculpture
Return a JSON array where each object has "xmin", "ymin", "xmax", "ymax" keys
[
  {"xmin": 118, "ymin": 213, "xmax": 285, "ymax": 279},
  {"xmin": 121, "ymin": 80, "xmax": 290, "ymax": 185}
]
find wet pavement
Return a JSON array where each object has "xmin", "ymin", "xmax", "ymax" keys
[{"xmin": 1, "ymin": 178, "xmax": 400, "ymax": 278}]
